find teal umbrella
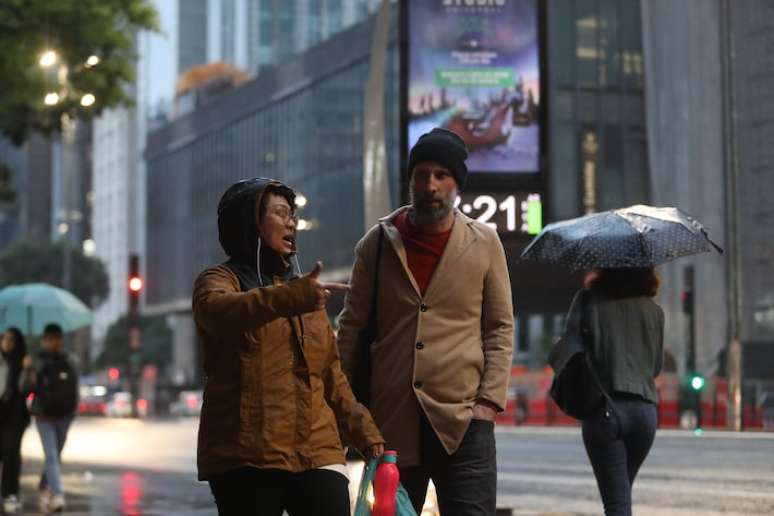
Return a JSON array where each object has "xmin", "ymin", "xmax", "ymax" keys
[{"xmin": 0, "ymin": 283, "xmax": 93, "ymax": 336}]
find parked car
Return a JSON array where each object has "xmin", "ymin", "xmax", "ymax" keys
[
  {"xmin": 105, "ymin": 392, "xmax": 148, "ymax": 418},
  {"xmin": 78, "ymin": 385, "xmax": 109, "ymax": 416},
  {"xmin": 169, "ymin": 390, "xmax": 203, "ymax": 417}
]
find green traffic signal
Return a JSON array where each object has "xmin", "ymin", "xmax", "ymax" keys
[{"xmin": 690, "ymin": 375, "xmax": 705, "ymax": 391}]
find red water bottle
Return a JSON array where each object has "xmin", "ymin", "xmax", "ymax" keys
[{"xmin": 372, "ymin": 450, "xmax": 399, "ymax": 516}]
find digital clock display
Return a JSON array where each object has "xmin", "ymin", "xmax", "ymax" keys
[{"xmin": 454, "ymin": 191, "xmax": 542, "ymax": 235}]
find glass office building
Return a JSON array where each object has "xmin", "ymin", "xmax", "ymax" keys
[{"xmin": 146, "ymin": 14, "xmax": 400, "ymax": 312}]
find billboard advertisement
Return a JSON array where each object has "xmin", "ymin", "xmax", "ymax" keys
[{"xmin": 407, "ymin": 0, "xmax": 540, "ymax": 174}]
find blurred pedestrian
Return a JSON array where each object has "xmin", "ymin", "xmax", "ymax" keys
[
  {"xmin": 571, "ymin": 267, "xmax": 664, "ymax": 516},
  {"xmin": 338, "ymin": 128, "xmax": 515, "ymax": 515},
  {"xmin": 21, "ymin": 322, "xmax": 79, "ymax": 513},
  {"xmin": 193, "ymin": 178, "xmax": 384, "ymax": 516},
  {"xmin": 0, "ymin": 328, "xmax": 31, "ymax": 513}
]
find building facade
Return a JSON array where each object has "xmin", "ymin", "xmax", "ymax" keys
[
  {"xmin": 183, "ymin": 0, "xmax": 382, "ymax": 76},
  {"xmin": 147, "ymin": 11, "xmax": 400, "ymax": 384},
  {"xmin": 0, "ymin": 134, "xmax": 55, "ymax": 247},
  {"xmin": 146, "ymin": 2, "xmax": 654, "ymax": 384},
  {"xmin": 90, "ymin": 0, "xmax": 177, "ymax": 346},
  {"xmin": 642, "ymin": 0, "xmax": 774, "ymax": 418}
]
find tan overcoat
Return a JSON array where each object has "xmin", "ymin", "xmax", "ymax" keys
[{"xmin": 338, "ymin": 207, "xmax": 514, "ymax": 466}]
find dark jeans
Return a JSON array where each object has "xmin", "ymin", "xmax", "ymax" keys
[
  {"xmin": 208, "ymin": 467, "xmax": 350, "ymax": 516},
  {"xmin": 582, "ymin": 397, "xmax": 658, "ymax": 516},
  {"xmin": 399, "ymin": 416, "xmax": 497, "ymax": 516},
  {"xmin": 0, "ymin": 418, "xmax": 27, "ymax": 497}
]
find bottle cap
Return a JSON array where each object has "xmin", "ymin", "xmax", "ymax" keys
[{"xmin": 381, "ymin": 450, "xmax": 397, "ymax": 464}]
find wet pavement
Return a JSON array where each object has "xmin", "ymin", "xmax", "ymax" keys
[
  {"xmin": 6, "ymin": 418, "xmax": 773, "ymax": 515},
  {"xmin": 15, "ymin": 460, "xmax": 214, "ymax": 515},
  {"xmin": 14, "ymin": 417, "xmax": 214, "ymax": 515}
]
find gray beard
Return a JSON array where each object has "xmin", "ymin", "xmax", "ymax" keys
[{"xmin": 409, "ymin": 191, "xmax": 454, "ymax": 225}]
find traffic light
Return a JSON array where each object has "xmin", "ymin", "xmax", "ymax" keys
[
  {"xmin": 681, "ymin": 289, "xmax": 694, "ymax": 315},
  {"xmin": 128, "ymin": 254, "xmax": 143, "ymax": 300},
  {"xmin": 690, "ymin": 373, "xmax": 705, "ymax": 391},
  {"xmin": 127, "ymin": 254, "xmax": 143, "ymax": 418},
  {"xmin": 688, "ymin": 371, "xmax": 705, "ymax": 432},
  {"xmin": 128, "ymin": 276, "xmax": 143, "ymax": 293}
]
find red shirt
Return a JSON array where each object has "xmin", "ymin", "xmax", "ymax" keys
[{"xmin": 393, "ymin": 210, "xmax": 453, "ymax": 296}]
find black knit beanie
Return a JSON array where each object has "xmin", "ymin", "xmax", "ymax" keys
[{"xmin": 407, "ymin": 128, "xmax": 469, "ymax": 188}]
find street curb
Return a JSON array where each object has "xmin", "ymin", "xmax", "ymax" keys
[{"xmin": 495, "ymin": 425, "xmax": 774, "ymax": 439}]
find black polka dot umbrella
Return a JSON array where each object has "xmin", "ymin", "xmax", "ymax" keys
[{"xmin": 520, "ymin": 205, "xmax": 723, "ymax": 271}]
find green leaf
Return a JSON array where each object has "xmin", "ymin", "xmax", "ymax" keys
[{"xmin": 0, "ymin": 0, "xmax": 159, "ymax": 144}]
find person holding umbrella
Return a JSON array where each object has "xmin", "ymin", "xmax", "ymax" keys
[
  {"xmin": 20, "ymin": 323, "xmax": 79, "ymax": 513},
  {"xmin": 0, "ymin": 283, "xmax": 91, "ymax": 512},
  {"xmin": 521, "ymin": 204, "xmax": 722, "ymax": 516},
  {"xmin": 565, "ymin": 267, "xmax": 663, "ymax": 516},
  {"xmin": 0, "ymin": 328, "xmax": 31, "ymax": 513}
]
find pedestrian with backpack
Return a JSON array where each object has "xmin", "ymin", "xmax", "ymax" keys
[
  {"xmin": 20, "ymin": 323, "xmax": 78, "ymax": 513},
  {"xmin": 567, "ymin": 268, "xmax": 664, "ymax": 516},
  {"xmin": 0, "ymin": 328, "xmax": 31, "ymax": 513}
]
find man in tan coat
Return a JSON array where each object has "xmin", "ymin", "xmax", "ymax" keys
[{"xmin": 338, "ymin": 128, "xmax": 514, "ymax": 515}]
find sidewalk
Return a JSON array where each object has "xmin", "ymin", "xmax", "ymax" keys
[
  {"xmin": 10, "ymin": 418, "xmax": 771, "ymax": 515},
  {"xmin": 16, "ymin": 459, "xmax": 213, "ymax": 516},
  {"xmin": 496, "ymin": 424, "xmax": 774, "ymax": 439}
]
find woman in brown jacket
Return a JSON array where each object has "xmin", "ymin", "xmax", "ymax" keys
[{"xmin": 193, "ymin": 178, "xmax": 384, "ymax": 516}]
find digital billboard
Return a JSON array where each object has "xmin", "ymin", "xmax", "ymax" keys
[{"xmin": 407, "ymin": 0, "xmax": 540, "ymax": 174}]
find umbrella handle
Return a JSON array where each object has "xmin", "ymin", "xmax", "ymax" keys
[{"xmin": 702, "ymin": 229, "xmax": 724, "ymax": 254}]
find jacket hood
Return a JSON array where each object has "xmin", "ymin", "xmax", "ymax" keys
[{"xmin": 217, "ymin": 178, "xmax": 302, "ymax": 288}]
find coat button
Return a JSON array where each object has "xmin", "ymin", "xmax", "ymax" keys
[
  {"xmin": 414, "ymin": 381, "xmax": 422, "ymax": 389},
  {"xmin": 420, "ymin": 304, "xmax": 428, "ymax": 312},
  {"xmin": 415, "ymin": 342, "xmax": 424, "ymax": 350}
]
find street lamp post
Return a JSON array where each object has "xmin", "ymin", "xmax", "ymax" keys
[{"xmin": 41, "ymin": 50, "xmax": 97, "ymax": 294}]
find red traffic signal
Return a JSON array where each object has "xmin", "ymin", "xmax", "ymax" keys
[
  {"xmin": 128, "ymin": 254, "xmax": 143, "ymax": 295},
  {"xmin": 128, "ymin": 276, "xmax": 143, "ymax": 293}
]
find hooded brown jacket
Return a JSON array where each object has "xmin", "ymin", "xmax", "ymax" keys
[{"xmin": 193, "ymin": 179, "xmax": 382, "ymax": 480}]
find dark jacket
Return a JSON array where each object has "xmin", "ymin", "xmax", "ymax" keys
[
  {"xmin": 569, "ymin": 288, "xmax": 664, "ymax": 403},
  {"xmin": 21, "ymin": 351, "xmax": 79, "ymax": 419},
  {"xmin": 193, "ymin": 178, "xmax": 383, "ymax": 480},
  {"xmin": 0, "ymin": 346, "xmax": 29, "ymax": 425}
]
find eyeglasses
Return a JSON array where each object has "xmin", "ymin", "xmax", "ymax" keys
[{"xmin": 268, "ymin": 205, "xmax": 298, "ymax": 223}]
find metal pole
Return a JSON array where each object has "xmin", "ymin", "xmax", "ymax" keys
[
  {"xmin": 684, "ymin": 266, "xmax": 696, "ymax": 372},
  {"xmin": 128, "ymin": 254, "xmax": 142, "ymax": 417},
  {"xmin": 684, "ymin": 266, "xmax": 700, "ymax": 429},
  {"xmin": 720, "ymin": 0, "xmax": 743, "ymax": 431}
]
